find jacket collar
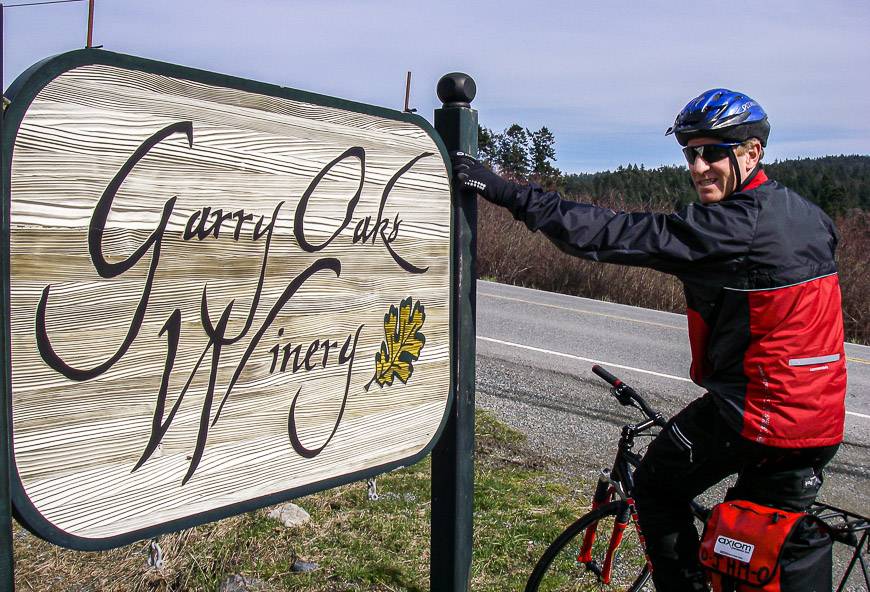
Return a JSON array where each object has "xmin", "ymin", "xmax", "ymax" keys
[{"xmin": 738, "ymin": 166, "xmax": 768, "ymax": 193}]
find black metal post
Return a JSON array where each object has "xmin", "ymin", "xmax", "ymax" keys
[
  {"xmin": 0, "ymin": 3, "xmax": 14, "ymax": 589},
  {"xmin": 431, "ymin": 73, "xmax": 477, "ymax": 592}
]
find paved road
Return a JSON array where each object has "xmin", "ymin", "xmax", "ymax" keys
[{"xmin": 475, "ymin": 280, "xmax": 870, "ymax": 515}]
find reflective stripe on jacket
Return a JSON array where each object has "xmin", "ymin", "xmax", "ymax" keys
[{"xmin": 505, "ymin": 169, "xmax": 846, "ymax": 447}]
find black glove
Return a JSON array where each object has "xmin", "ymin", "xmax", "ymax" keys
[{"xmin": 450, "ymin": 151, "xmax": 517, "ymax": 207}]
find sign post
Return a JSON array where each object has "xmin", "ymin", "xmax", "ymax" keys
[{"xmin": 431, "ymin": 73, "xmax": 477, "ymax": 592}]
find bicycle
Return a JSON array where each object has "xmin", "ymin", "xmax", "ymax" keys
[{"xmin": 524, "ymin": 365, "xmax": 870, "ymax": 592}]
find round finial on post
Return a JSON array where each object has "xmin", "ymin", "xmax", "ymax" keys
[{"xmin": 437, "ymin": 73, "xmax": 477, "ymax": 108}]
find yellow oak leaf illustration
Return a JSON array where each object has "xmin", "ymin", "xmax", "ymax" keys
[{"xmin": 365, "ymin": 298, "xmax": 426, "ymax": 391}]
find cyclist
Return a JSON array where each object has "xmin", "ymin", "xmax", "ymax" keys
[{"xmin": 452, "ymin": 88, "xmax": 846, "ymax": 591}]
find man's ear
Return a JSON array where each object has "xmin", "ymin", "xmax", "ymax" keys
[{"xmin": 746, "ymin": 139, "xmax": 763, "ymax": 168}]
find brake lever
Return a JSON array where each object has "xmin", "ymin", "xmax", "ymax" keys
[{"xmin": 610, "ymin": 385, "xmax": 635, "ymax": 407}]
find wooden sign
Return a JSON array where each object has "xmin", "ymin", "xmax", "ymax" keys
[{"xmin": 1, "ymin": 50, "xmax": 453, "ymax": 550}]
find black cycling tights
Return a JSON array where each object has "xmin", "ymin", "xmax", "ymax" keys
[{"xmin": 633, "ymin": 393, "xmax": 839, "ymax": 592}]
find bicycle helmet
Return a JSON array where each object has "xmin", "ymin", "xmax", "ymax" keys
[{"xmin": 666, "ymin": 88, "xmax": 770, "ymax": 147}]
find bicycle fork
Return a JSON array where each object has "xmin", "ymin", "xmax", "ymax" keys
[
  {"xmin": 577, "ymin": 470, "xmax": 613, "ymax": 565},
  {"xmin": 577, "ymin": 470, "xmax": 653, "ymax": 585},
  {"xmin": 577, "ymin": 469, "xmax": 630, "ymax": 584}
]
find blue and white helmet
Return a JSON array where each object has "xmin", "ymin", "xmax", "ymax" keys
[{"xmin": 666, "ymin": 88, "xmax": 770, "ymax": 147}]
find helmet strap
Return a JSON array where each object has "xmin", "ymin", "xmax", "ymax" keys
[{"xmin": 727, "ymin": 149, "xmax": 742, "ymax": 194}]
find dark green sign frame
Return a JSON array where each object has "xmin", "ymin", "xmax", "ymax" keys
[
  {"xmin": 2, "ymin": 45, "xmax": 468, "ymax": 553},
  {"xmin": 1, "ymin": 47, "xmax": 478, "ymax": 592}
]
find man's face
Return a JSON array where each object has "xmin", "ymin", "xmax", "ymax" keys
[{"xmin": 686, "ymin": 137, "xmax": 751, "ymax": 204}]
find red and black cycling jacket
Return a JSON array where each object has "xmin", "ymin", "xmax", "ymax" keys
[{"xmin": 505, "ymin": 167, "xmax": 846, "ymax": 448}]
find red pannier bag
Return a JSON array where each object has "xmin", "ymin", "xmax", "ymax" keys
[{"xmin": 699, "ymin": 500, "xmax": 832, "ymax": 592}]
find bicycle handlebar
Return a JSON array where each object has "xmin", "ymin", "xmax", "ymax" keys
[
  {"xmin": 592, "ymin": 365, "xmax": 621, "ymax": 387},
  {"xmin": 591, "ymin": 365, "xmax": 667, "ymax": 427}
]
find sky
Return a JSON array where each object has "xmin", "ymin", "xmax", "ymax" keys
[{"xmin": 2, "ymin": 0, "xmax": 868, "ymax": 173}]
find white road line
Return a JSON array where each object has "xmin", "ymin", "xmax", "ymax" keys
[
  {"xmin": 478, "ymin": 335, "xmax": 870, "ymax": 421},
  {"xmin": 478, "ymin": 336, "xmax": 693, "ymax": 382},
  {"xmin": 479, "ymin": 292, "xmax": 685, "ymax": 331},
  {"xmin": 481, "ymin": 285, "xmax": 869, "ymax": 364},
  {"xmin": 479, "ymin": 280, "xmax": 689, "ymax": 318}
]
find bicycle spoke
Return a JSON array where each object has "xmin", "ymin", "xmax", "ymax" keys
[{"xmin": 527, "ymin": 502, "xmax": 652, "ymax": 592}]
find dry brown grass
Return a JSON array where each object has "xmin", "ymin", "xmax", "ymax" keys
[
  {"xmin": 478, "ymin": 197, "xmax": 685, "ymax": 314},
  {"xmin": 835, "ymin": 210, "xmax": 870, "ymax": 344},
  {"xmin": 478, "ymin": 197, "xmax": 867, "ymax": 344},
  {"xmin": 14, "ymin": 481, "xmax": 432, "ymax": 592},
  {"xmin": 14, "ymin": 510, "xmax": 300, "ymax": 591}
]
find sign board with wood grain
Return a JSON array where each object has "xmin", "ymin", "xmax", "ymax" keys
[{"xmin": 1, "ymin": 50, "xmax": 453, "ymax": 550}]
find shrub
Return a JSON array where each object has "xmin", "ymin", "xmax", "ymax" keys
[{"xmin": 478, "ymin": 197, "xmax": 866, "ymax": 345}]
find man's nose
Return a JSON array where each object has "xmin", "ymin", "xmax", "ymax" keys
[{"xmin": 689, "ymin": 154, "xmax": 710, "ymax": 174}]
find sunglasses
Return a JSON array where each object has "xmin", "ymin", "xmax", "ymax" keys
[{"xmin": 681, "ymin": 142, "xmax": 740, "ymax": 165}]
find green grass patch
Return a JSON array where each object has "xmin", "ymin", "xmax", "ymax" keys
[{"xmin": 13, "ymin": 410, "xmax": 594, "ymax": 591}]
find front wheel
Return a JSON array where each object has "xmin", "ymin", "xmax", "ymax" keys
[{"xmin": 525, "ymin": 500, "xmax": 653, "ymax": 591}]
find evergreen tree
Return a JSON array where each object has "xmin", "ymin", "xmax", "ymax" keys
[
  {"xmin": 529, "ymin": 126, "xmax": 560, "ymax": 184},
  {"xmin": 478, "ymin": 125, "xmax": 497, "ymax": 167},
  {"xmin": 495, "ymin": 124, "xmax": 532, "ymax": 179}
]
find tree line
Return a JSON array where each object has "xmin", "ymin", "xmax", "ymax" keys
[
  {"xmin": 478, "ymin": 124, "xmax": 561, "ymax": 186},
  {"xmin": 478, "ymin": 125, "xmax": 870, "ymax": 217}
]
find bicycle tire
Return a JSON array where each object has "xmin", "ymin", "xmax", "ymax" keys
[{"xmin": 526, "ymin": 500, "xmax": 653, "ymax": 592}]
